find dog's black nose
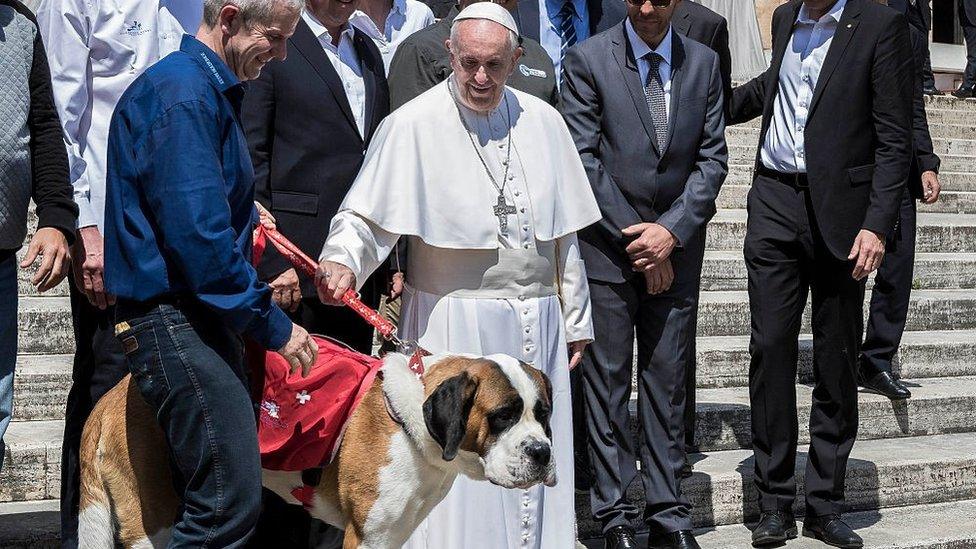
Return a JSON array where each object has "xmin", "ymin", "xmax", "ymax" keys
[{"xmin": 525, "ymin": 441, "xmax": 551, "ymax": 466}]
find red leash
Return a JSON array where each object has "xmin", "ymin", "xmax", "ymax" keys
[{"xmin": 254, "ymin": 224, "xmax": 427, "ymax": 376}]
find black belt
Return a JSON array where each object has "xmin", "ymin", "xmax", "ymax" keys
[{"xmin": 757, "ymin": 165, "xmax": 809, "ymax": 189}]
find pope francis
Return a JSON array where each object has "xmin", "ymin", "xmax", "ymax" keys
[{"xmin": 315, "ymin": 3, "xmax": 600, "ymax": 547}]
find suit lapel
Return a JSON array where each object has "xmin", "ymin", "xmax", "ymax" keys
[
  {"xmin": 354, "ymin": 29, "xmax": 378, "ymax": 144},
  {"xmin": 661, "ymin": 34, "xmax": 684, "ymax": 157},
  {"xmin": 808, "ymin": 0, "xmax": 861, "ymax": 116},
  {"xmin": 291, "ymin": 20, "xmax": 361, "ymax": 140},
  {"xmin": 672, "ymin": 8, "xmax": 692, "ymax": 39},
  {"xmin": 612, "ymin": 24, "xmax": 660, "ymax": 155}
]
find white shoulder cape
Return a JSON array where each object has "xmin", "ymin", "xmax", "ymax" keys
[{"xmin": 337, "ymin": 80, "xmax": 601, "ymax": 249}]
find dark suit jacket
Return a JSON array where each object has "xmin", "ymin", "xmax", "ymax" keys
[
  {"xmin": 961, "ymin": 0, "xmax": 976, "ymax": 26},
  {"xmin": 730, "ymin": 0, "xmax": 913, "ymax": 259},
  {"xmin": 242, "ymin": 21, "xmax": 390, "ymax": 296},
  {"xmin": 561, "ymin": 23, "xmax": 728, "ymax": 285},
  {"xmin": 514, "ymin": 0, "xmax": 626, "ymax": 44},
  {"xmin": 673, "ymin": 0, "xmax": 732, "ymax": 117},
  {"xmin": 887, "ymin": 0, "xmax": 927, "ymax": 32}
]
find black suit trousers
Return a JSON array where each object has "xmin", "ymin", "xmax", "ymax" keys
[
  {"xmin": 745, "ymin": 174, "xmax": 864, "ymax": 517},
  {"xmin": 861, "ymin": 190, "xmax": 917, "ymax": 377},
  {"xmin": 582, "ymin": 276, "xmax": 697, "ymax": 534},
  {"xmin": 961, "ymin": 0, "xmax": 976, "ymax": 87}
]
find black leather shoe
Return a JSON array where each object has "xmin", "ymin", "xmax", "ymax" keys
[
  {"xmin": 751, "ymin": 511, "xmax": 797, "ymax": 547},
  {"xmin": 604, "ymin": 526, "xmax": 638, "ymax": 549},
  {"xmin": 802, "ymin": 515, "xmax": 863, "ymax": 548},
  {"xmin": 679, "ymin": 458, "xmax": 693, "ymax": 479},
  {"xmin": 647, "ymin": 530, "xmax": 701, "ymax": 549},
  {"xmin": 953, "ymin": 86, "xmax": 976, "ymax": 99},
  {"xmin": 923, "ymin": 87, "xmax": 944, "ymax": 96},
  {"xmin": 859, "ymin": 370, "xmax": 911, "ymax": 400}
]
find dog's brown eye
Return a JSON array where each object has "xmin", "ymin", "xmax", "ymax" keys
[{"xmin": 488, "ymin": 399, "xmax": 523, "ymax": 434}]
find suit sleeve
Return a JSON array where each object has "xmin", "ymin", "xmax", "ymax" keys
[
  {"xmin": 711, "ymin": 17, "xmax": 733, "ymax": 119},
  {"xmin": 559, "ymin": 47, "xmax": 644, "ymax": 240},
  {"xmin": 241, "ymin": 63, "xmax": 290, "ymax": 281},
  {"xmin": 910, "ymin": 29, "xmax": 940, "ymax": 175},
  {"xmin": 388, "ymin": 40, "xmax": 440, "ymax": 110},
  {"xmin": 863, "ymin": 15, "xmax": 914, "ymax": 235},
  {"xmin": 655, "ymin": 53, "xmax": 728, "ymax": 246}
]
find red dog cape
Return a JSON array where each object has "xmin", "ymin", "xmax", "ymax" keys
[{"xmin": 251, "ymin": 224, "xmax": 384, "ymax": 471}]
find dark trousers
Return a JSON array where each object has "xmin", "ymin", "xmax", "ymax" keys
[
  {"xmin": 745, "ymin": 174, "xmax": 864, "ymax": 517},
  {"xmin": 861, "ymin": 191, "xmax": 917, "ymax": 377},
  {"xmin": 961, "ymin": 2, "xmax": 976, "ymax": 87},
  {"xmin": 583, "ymin": 276, "xmax": 697, "ymax": 534},
  {"xmin": 60, "ymin": 277, "xmax": 129, "ymax": 549},
  {"xmin": 116, "ymin": 298, "xmax": 263, "ymax": 547}
]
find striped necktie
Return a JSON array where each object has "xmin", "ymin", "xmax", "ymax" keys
[
  {"xmin": 643, "ymin": 52, "xmax": 669, "ymax": 148},
  {"xmin": 558, "ymin": 0, "xmax": 577, "ymax": 72}
]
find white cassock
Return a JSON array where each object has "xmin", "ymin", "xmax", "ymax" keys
[{"xmin": 321, "ymin": 78, "xmax": 601, "ymax": 549}]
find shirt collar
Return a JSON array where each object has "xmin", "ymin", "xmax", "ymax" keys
[
  {"xmin": 625, "ymin": 20, "xmax": 673, "ymax": 67},
  {"xmin": 181, "ymin": 34, "xmax": 242, "ymax": 94},
  {"xmin": 303, "ymin": 10, "xmax": 356, "ymax": 44},
  {"xmin": 797, "ymin": 0, "xmax": 847, "ymax": 25}
]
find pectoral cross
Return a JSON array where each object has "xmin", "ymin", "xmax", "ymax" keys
[{"xmin": 493, "ymin": 193, "xmax": 517, "ymax": 232}]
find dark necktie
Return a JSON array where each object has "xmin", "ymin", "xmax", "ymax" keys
[
  {"xmin": 643, "ymin": 52, "xmax": 669, "ymax": 148},
  {"xmin": 558, "ymin": 0, "xmax": 577, "ymax": 71}
]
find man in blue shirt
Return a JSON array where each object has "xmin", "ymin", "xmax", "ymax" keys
[{"xmin": 102, "ymin": 0, "xmax": 312, "ymax": 545}]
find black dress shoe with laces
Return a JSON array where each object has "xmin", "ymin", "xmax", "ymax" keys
[
  {"xmin": 648, "ymin": 530, "xmax": 701, "ymax": 549},
  {"xmin": 923, "ymin": 87, "xmax": 944, "ymax": 96},
  {"xmin": 953, "ymin": 86, "xmax": 976, "ymax": 99},
  {"xmin": 604, "ymin": 525, "xmax": 638, "ymax": 549},
  {"xmin": 751, "ymin": 511, "xmax": 797, "ymax": 547},
  {"xmin": 859, "ymin": 370, "xmax": 911, "ymax": 400},
  {"xmin": 802, "ymin": 515, "xmax": 863, "ymax": 548}
]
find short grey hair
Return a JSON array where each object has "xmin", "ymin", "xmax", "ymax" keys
[
  {"xmin": 449, "ymin": 18, "xmax": 520, "ymax": 55},
  {"xmin": 203, "ymin": 0, "xmax": 305, "ymax": 28}
]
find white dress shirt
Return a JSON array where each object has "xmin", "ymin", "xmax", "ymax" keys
[
  {"xmin": 303, "ymin": 11, "xmax": 367, "ymax": 137},
  {"xmin": 761, "ymin": 0, "xmax": 847, "ymax": 173},
  {"xmin": 540, "ymin": 0, "xmax": 590, "ymax": 86},
  {"xmin": 626, "ymin": 20, "xmax": 674, "ymax": 122},
  {"xmin": 36, "ymin": 0, "xmax": 203, "ymax": 232},
  {"xmin": 349, "ymin": 0, "xmax": 434, "ymax": 72}
]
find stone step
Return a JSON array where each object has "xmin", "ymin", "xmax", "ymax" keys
[
  {"xmin": 727, "ymin": 146, "xmax": 976, "ymax": 173},
  {"xmin": 696, "ymin": 289, "xmax": 976, "ymax": 337},
  {"xmin": 716, "ymin": 184, "xmax": 976, "ymax": 215},
  {"xmin": 706, "ymin": 210, "xmax": 976, "ymax": 254},
  {"xmin": 12, "ymin": 355, "xmax": 72, "ymax": 422},
  {"xmin": 574, "ymin": 432, "xmax": 976, "ymax": 535},
  {"xmin": 700, "ymin": 250, "xmax": 976, "ymax": 291},
  {"xmin": 726, "ymin": 165, "xmax": 976, "ymax": 192},
  {"xmin": 650, "ymin": 376, "xmax": 976, "ymax": 453},
  {"xmin": 0, "ymin": 500, "xmax": 59, "ymax": 549},
  {"xmin": 690, "ymin": 330, "xmax": 976, "ymax": 389},
  {"xmin": 725, "ymin": 127, "xmax": 976, "ymax": 156},
  {"xmin": 0, "ymin": 420, "xmax": 63, "ymax": 503},
  {"xmin": 582, "ymin": 499, "xmax": 976, "ymax": 549},
  {"xmin": 15, "ymin": 297, "xmax": 74, "ymax": 355}
]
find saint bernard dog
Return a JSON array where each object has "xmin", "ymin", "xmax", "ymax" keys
[{"xmin": 78, "ymin": 352, "xmax": 557, "ymax": 548}]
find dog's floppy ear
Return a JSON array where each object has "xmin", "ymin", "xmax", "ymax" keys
[{"xmin": 423, "ymin": 371, "xmax": 478, "ymax": 461}]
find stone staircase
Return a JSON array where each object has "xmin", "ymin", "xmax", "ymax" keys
[
  {"xmin": 3, "ymin": 97, "xmax": 976, "ymax": 547},
  {"xmin": 575, "ymin": 93, "xmax": 976, "ymax": 547}
]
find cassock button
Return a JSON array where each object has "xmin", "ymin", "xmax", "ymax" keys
[{"xmin": 520, "ymin": 207, "xmax": 526, "ymax": 213}]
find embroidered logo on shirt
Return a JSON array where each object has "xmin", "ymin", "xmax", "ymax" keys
[
  {"xmin": 121, "ymin": 21, "xmax": 150, "ymax": 36},
  {"xmin": 519, "ymin": 64, "xmax": 547, "ymax": 79}
]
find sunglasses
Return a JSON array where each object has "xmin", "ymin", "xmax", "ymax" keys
[{"xmin": 624, "ymin": 0, "xmax": 673, "ymax": 6}]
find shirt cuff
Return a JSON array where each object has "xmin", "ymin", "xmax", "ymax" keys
[{"xmin": 74, "ymin": 194, "xmax": 98, "ymax": 230}]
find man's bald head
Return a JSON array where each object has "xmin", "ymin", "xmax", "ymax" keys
[{"xmin": 447, "ymin": 17, "xmax": 523, "ymax": 112}]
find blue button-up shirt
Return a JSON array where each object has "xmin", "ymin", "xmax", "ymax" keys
[
  {"xmin": 103, "ymin": 35, "xmax": 291, "ymax": 350},
  {"xmin": 541, "ymin": 0, "xmax": 589, "ymax": 86}
]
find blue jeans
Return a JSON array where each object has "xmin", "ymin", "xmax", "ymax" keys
[
  {"xmin": 0, "ymin": 252, "xmax": 17, "ymax": 470},
  {"xmin": 115, "ymin": 298, "xmax": 262, "ymax": 548}
]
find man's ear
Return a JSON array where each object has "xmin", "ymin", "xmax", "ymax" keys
[
  {"xmin": 219, "ymin": 4, "xmax": 244, "ymax": 36},
  {"xmin": 423, "ymin": 372, "xmax": 478, "ymax": 461}
]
